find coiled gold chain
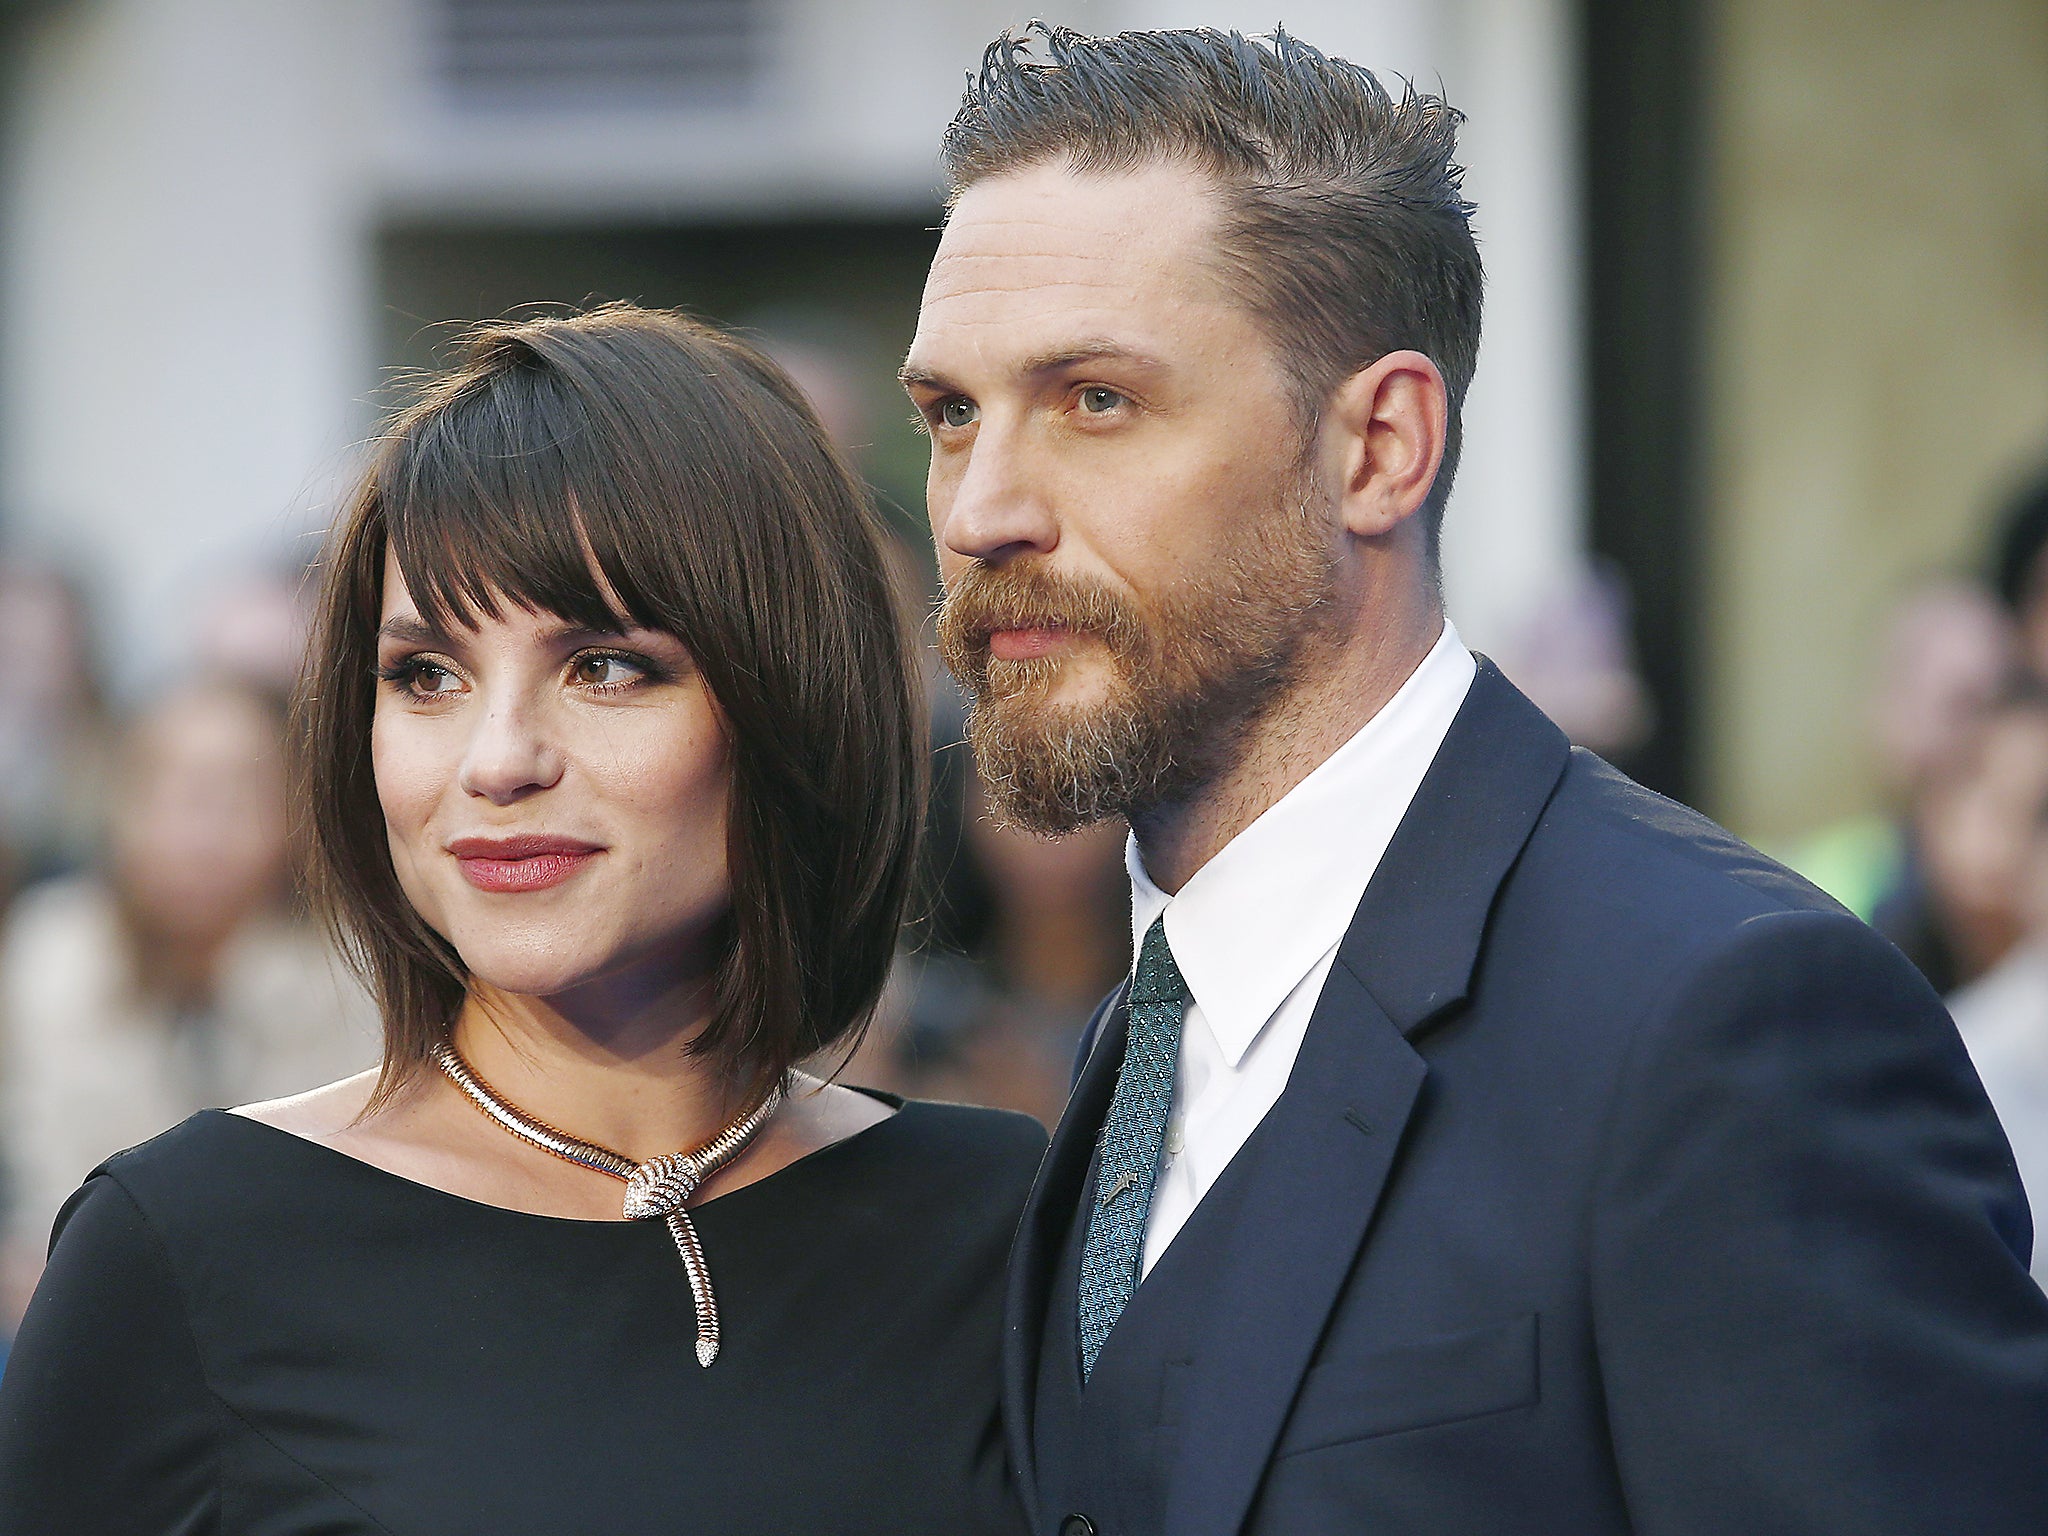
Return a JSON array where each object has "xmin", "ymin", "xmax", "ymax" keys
[{"xmin": 434, "ymin": 1043, "xmax": 782, "ymax": 1367}]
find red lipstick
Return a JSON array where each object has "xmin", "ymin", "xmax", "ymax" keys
[{"xmin": 447, "ymin": 834, "xmax": 602, "ymax": 894}]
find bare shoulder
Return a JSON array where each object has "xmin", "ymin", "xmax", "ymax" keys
[
  {"xmin": 695, "ymin": 1073, "xmax": 895, "ymax": 1201},
  {"xmin": 787, "ymin": 1073, "xmax": 897, "ymax": 1142},
  {"xmin": 760, "ymin": 1073, "xmax": 896, "ymax": 1161},
  {"xmin": 232, "ymin": 1066, "xmax": 562, "ymax": 1212},
  {"xmin": 232, "ymin": 1069, "xmax": 382, "ymax": 1142}
]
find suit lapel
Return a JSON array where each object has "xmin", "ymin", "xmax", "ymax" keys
[
  {"xmin": 1164, "ymin": 961, "xmax": 1425, "ymax": 1536},
  {"xmin": 1337, "ymin": 658, "xmax": 1572, "ymax": 1035},
  {"xmin": 1162, "ymin": 659, "xmax": 1572, "ymax": 1536},
  {"xmin": 1002, "ymin": 980, "xmax": 1128, "ymax": 1525}
]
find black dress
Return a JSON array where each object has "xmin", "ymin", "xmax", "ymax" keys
[{"xmin": 0, "ymin": 1097, "xmax": 1045, "ymax": 1535}]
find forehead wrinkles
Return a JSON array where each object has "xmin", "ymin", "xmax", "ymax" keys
[
  {"xmin": 915, "ymin": 243, "xmax": 1246, "ymax": 382},
  {"xmin": 922, "ymin": 250, "xmax": 1176, "ymax": 326},
  {"xmin": 926, "ymin": 168, "xmax": 1232, "ymax": 302}
]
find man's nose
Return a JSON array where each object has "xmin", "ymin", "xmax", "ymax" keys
[
  {"xmin": 457, "ymin": 697, "xmax": 565, "ymax": 806},
  {"xmin": 936, "ymin": 419, "xmax": 1060, "ymax": 567}
]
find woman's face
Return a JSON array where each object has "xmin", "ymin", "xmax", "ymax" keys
[
  {"xmin": 114, "ymin": 686, "xmax": 289, "ymax": 945},
  {"xmin": 371, "ymin": 552, "xmax": 733, "ymax": 1004}
]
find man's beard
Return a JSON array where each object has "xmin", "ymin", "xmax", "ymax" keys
[{"xmin": 935, "ymin": 481, "xmax": 1340, "ymax": 836}]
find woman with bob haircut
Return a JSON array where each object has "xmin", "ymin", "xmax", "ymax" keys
[{"xmin": 0, "ymin": 305, "xmax": 1044, "ymax": 1534}]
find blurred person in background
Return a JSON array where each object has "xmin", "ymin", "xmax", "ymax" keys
[
  {"xmin": 1893, "ymin": 675, "xmax": 2048, "ymax": 999},
  {"xmin": 1862, "ymin": 463, "xmax": 2048, "ymax": 994},
  {"xmin": 0, "ymin": 560, "xmax": 108, "ymax": 905},
  {"xmin": 192, "ymin": 564, "xmax": 315, "ymax": 696},
  {"xmin": 0, "ymin": 675, "xmax": 374, "ymax": 1333},
  {"xmin": 1948, "ymin": 684, "xmax": 2048, "ymax": 1286},
  {"xmin": 1788, "ymin": 579, "xmax": 2016, "ymax": 952},
  {"xmin": 751, "ymin": 320, "xmax": 869, "ymax": 450},
  {"xmin": 0, "ymin": 558, "xmax": 110, "ymax": 1347},
  {"xmin": 1872, "ymin": 470, "xmax": 2048, "ymax": 991},
  {"xmin": 1834, "ymin": 580, "xmax": 2022, "ymax": 992},
  {"xmin": 1492, "ymin": 560, "xmax": 1653, "ymax": 763},
  {"xmin": 1993, "ymin": 466, "xmax": 2048, "ymax": 683}
]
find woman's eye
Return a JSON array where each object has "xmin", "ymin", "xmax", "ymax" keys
[
  {"xmin": 1078, "ymin": 386, "xmax": 1126, "ymax": 415},
  {"xmin": 939, "ymin": 398, "xmax": 979, "ymax": 430},
  {"xmin": 571, "ymin": 652, "xmax": 644, "ymax": 689},
  {"xmin": 384, "ymin": 658, "xmax": 460, "ymax": 698}
]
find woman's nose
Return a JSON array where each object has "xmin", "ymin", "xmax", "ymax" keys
[{"xmin": 456, "ymin": 699, "xmax": 565, "ymax": 804}]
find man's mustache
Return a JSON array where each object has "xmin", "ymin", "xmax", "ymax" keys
[{"xmin": 936, "ymin": 563, "xmax": 1144, "ymax": 659}]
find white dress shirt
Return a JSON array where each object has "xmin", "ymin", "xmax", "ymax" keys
[{"xmin": 1129, "ymin": 623, "xmax": 1476, "ymax": 1276}]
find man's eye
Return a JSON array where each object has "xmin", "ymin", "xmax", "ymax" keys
[
  {"xmin": 940, "ymin": 398, "xmax": 979, "ymax": 429},
  {"xmin": 1079, "ymin": 387, "xmax": 1126, "ymax": 415}
]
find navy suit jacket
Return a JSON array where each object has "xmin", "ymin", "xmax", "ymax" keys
[{"xmin": 1003, "ymin": 660, "xmax": 2048, "ymax": 1534}]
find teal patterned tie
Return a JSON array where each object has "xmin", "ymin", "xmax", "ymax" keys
[{"xmin": 1076, "ymin": 916, "xmax": 1190, "ymax": 1379}]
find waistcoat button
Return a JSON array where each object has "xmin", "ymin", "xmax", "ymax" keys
[{"xmin": 1059, "ymin": 1518, "xmax": 1097, "ymax": 1536}]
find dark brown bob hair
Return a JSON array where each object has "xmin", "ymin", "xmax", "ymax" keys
[{"xmin": 296, "ymin": 304, "xmax": 923, "ymax": 1105}]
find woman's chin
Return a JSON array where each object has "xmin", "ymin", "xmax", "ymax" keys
[
  {"xmin": 458, "ymin": 941, "xmax": 715, "ymax": 1016},
  {"xmin": 458, "ymin": 950, "xmax": 612, "ymax": 1005},
  {"xmin": 471, "ymin": 975, "xmax": 581, "ymax": 1007}
]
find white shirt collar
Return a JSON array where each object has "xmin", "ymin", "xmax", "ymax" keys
[{"xmin": 1127, "ymin": 623, "xmax": 1477, "ymax": 1067}]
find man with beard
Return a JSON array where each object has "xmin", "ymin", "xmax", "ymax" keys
[{"xmin": 902, "ymin": 22, "xmax": 2048, "ymax": 1536}]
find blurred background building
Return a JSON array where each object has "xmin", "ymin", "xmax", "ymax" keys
[
  {"xmin": 0, "ymin": 0, "xmax": 2044, "ymax": 1343},
  {"xmin": 0, "ymin": 0, "xmax": 1591, "ymax": 700}
]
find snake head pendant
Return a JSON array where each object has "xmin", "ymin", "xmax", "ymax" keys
[{"xmin": 623, "ymin": 1152, "xmax": 703, "ymax": 1219}]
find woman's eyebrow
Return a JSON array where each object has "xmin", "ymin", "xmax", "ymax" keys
[
  {"xmin": 535, "ymin": 619, "xmax": 645, "ymax": 646},
  {"xmin": 377, "ymin": 615, "xmax": 447, "ymax": 647},
  {"xmin": 376, "ymin": 613, "xmax": 679, "ymax": 651}
]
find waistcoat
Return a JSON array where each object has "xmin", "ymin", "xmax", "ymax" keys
[{"xmin": 1032, "ymin": 1142, "xmax": 1259, "ymax": 1536}]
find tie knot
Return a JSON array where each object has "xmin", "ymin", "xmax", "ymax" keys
[{"xmin": 1129, "ymin": 916, "xmax": 1189, "ymax": 1006}]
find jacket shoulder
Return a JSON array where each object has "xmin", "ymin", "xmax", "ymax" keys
[
  {"xmin": 1470, "ymin": 751, "xmax": 1895, "ymax": 1049},
  {"xmin": 1530, "ymin": 749, "xmax": 1848, "ymax": 928}
]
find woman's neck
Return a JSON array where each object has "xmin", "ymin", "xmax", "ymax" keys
[{"xmin": 450, "ymin": 973, "xmax": 754, "ymax": 1162}]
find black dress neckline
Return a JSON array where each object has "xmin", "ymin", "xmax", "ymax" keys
[
  {"xmin": 0, "ymin": 1095, "xmax": 1045, "ymax": 1535},
  {"xmin": 208, "ymin": 1088, "xmax": 913, "ymax": 1230}
]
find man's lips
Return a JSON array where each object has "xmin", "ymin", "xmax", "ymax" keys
[
  {"xmin": 446, "ymin": 834, "xmax": 603, "ymax": 894},
  {"xmin": 987, "ymin": 624, "xmax": 1076, "ymax": 662}
]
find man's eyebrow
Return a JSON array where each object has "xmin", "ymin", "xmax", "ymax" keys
[
  {"xmin": 899, "ymin": 342, "xmax": 1169, "ymax": 393},
  {"xmin": 1017, "ymin": 342, "xmax": 1170, "ymax": 377}
]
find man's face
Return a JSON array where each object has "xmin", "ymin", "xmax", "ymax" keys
[{"xmin": 903, "ymin": 158, "xmax": 1340, "ymax": 833}]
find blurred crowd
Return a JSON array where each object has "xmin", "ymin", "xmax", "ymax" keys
[
  {"xmin": 5, "ymin": 458, "xmax": 2048, "ymax": 1362},
  {"xmin": 1784, "ymin": 467, "xmax": 2048, "ymax": 1281},
  {"xmin": 0, "ymin": 569, "xmax": 378, "ymax": 1345}
]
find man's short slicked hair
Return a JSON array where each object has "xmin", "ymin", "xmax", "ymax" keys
[{"xmin": 941, "ymin": 22, "xmax": 1483, "ymax": 538}]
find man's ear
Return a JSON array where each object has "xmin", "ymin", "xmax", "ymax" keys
[{"xmin": 1321, "ymin": 350, "xmax": 1448, "ymax": 540}]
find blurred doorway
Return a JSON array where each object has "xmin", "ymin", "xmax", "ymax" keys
[{"xmin": 1580, "ymin": 0, "xmax": 1706, "ymax": 806}]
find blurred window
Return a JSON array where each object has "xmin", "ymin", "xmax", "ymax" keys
[{"xmin": 431, "ymin": 0, "xmax": 763, "ymax": 112}]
